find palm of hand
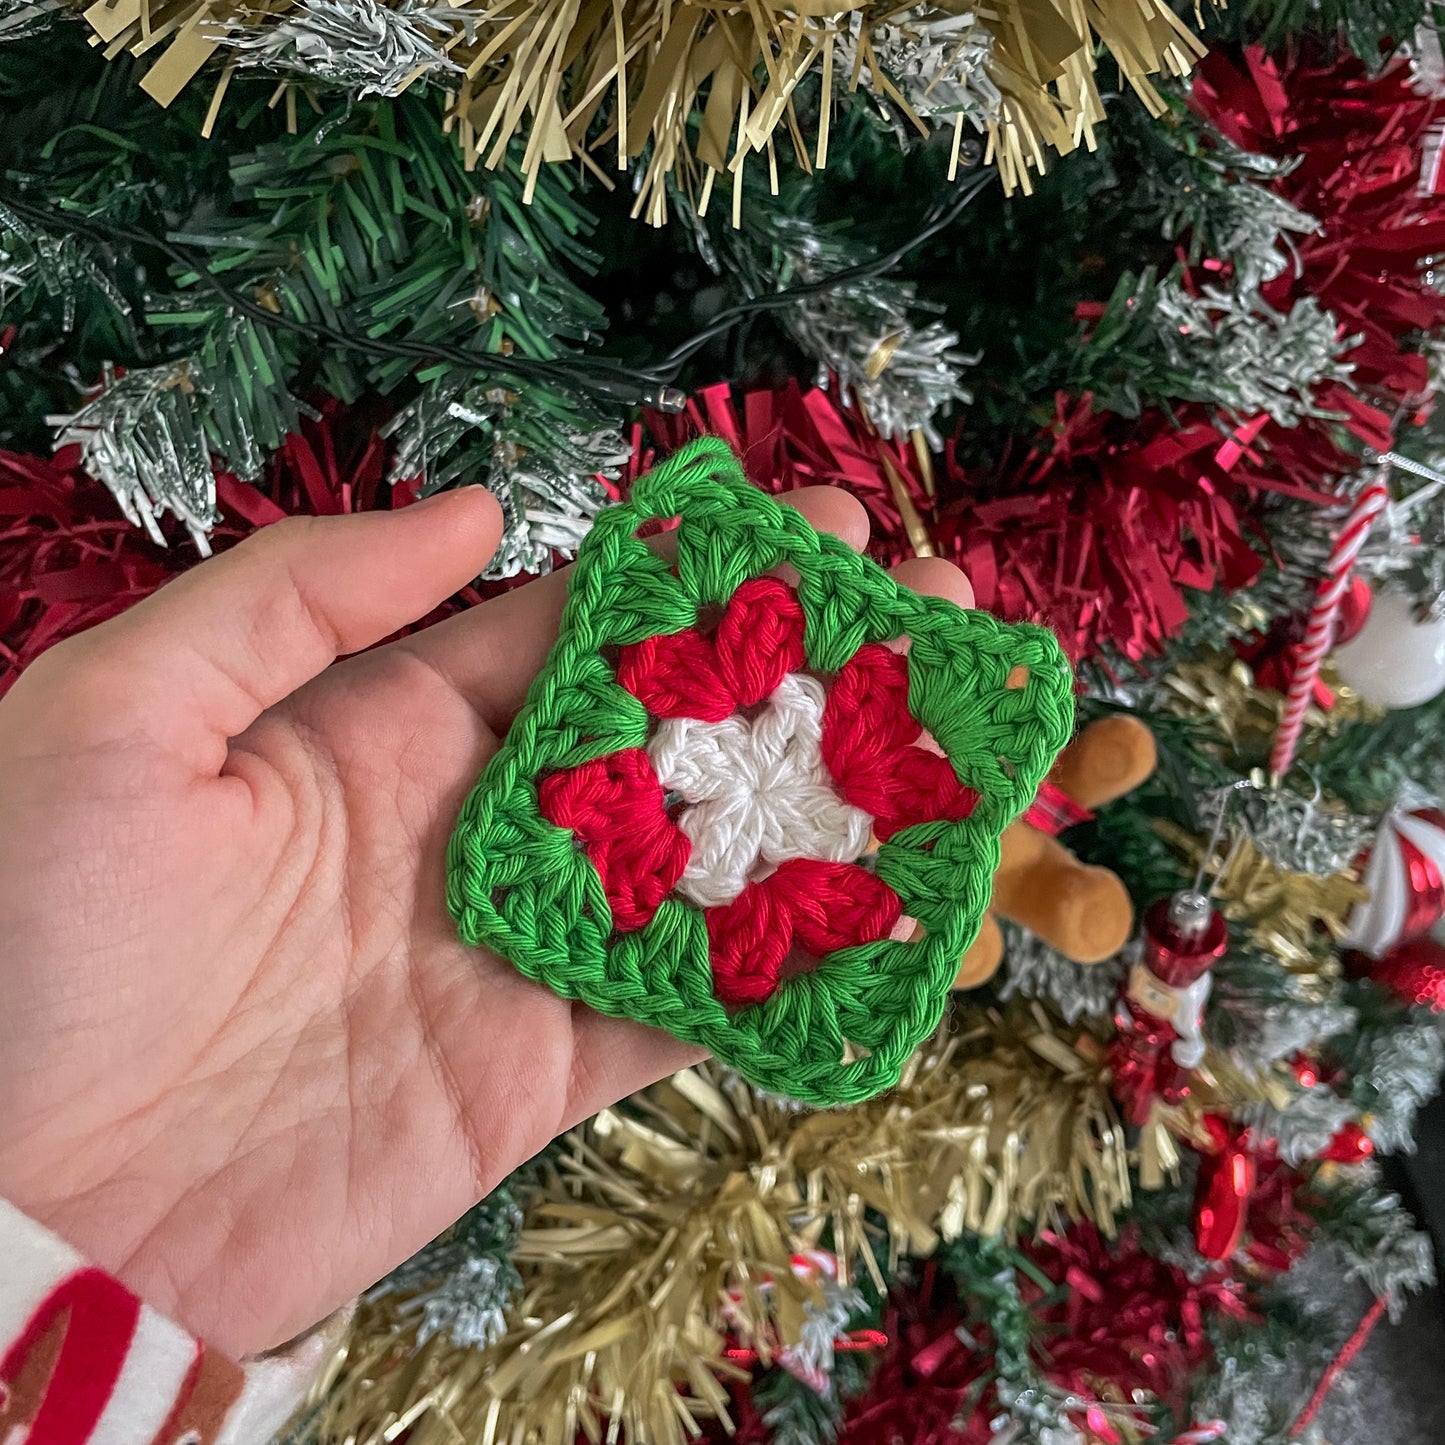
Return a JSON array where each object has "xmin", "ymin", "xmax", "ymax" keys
[{"xmin": 0, "ymin": 486, "xmax": 970, "ymax": 1360}]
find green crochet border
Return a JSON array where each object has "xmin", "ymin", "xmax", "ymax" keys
[{"xmin": 447, "ymin": 437, "xmax": 1075, "ymax": 1106}]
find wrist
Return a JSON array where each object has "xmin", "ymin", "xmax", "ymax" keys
[{"xmin": 0, "ymin": 1196, "xmax": 349, "ymax": 1443}]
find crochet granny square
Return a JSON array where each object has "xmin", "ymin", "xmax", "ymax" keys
[{"xmin": 447, "ymin": 438, "xmax": 1074, "ymax": 1106}]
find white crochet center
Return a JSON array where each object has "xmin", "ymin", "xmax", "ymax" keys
[{"xmin": 647, "ymin": 672, "xmax": 875, "ymax": 908}]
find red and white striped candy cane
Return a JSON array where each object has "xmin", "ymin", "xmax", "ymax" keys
[{"xmin": 1269, "ymin": 475, "xmax": 1390, "ymax": 779}]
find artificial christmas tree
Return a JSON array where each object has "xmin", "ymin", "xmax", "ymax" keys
[{"xmin": 5, "ymin": 0, "xmax": 1445, "ymax": 1441}]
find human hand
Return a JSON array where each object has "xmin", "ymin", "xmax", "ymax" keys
[{"xmin": 0, "ymin": 483, "xmax": 972, "ymax": 1358}]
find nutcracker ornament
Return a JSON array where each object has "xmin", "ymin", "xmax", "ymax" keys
[{"xmin": 1110, "ymin": 889, "xmax": 1230, "ymax": 1125}]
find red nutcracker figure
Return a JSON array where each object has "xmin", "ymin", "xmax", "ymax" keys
[{"xmin": 1110, "ymin": 890, "xmax": 1230, "ymax": 1125}]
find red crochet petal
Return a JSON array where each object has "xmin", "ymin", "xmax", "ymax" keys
[
  {"xmin": 767, "ymin": 858, "xmax": 902, "ymax": 955},
  {"xmin": 714, "ymin": 576, "xmax": 807, "ymax": 707},
  {"xmin": 822, "ymin": 643, "xmax": 979, "ymax": 841},
  {"xmin": 538, "ymin": 749, "xmax": 691, "ymax": 931},
  {"xmin": 822, "ymin": 643, "xmax": 921, "ymax": 815},
  {"xmin": 822, "ymin": 644, "xmax": 921, "ymax": 804},
  {"xmin": 706, "ymin": 878, "xmax": 792, "ymax": 1007},
  {"xmin": 615, "ymin": 630, "xmax": 735, "ymax": 721},
  {"xmin": 706, "ymin": 860, "xmax": 902, "ymax": 1008},
  {"xmin": 879, "ymin": 749, "xmax": 979, "ymax": 841}
]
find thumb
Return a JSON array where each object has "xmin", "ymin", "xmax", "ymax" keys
[{"xmin": 39, "ymin": 490, "xmax": 503, "ymax": 774}]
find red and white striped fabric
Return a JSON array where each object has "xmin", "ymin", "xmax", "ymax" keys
[{"xmin": 0, "ymin": 1199, "xmax": 342, "ymax": 1445}]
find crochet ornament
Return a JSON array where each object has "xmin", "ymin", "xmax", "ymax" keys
[{"xmin": 447, "ymin": 439, "xmax": 1075, "ymax": 1106}]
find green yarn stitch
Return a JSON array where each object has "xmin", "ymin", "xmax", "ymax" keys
[{"xmin": 446, "ymin": 437, "xmax": 1076, "ymax": 1107}]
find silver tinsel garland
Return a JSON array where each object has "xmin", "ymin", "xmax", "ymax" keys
[
  {"xmin": 1348, "ymin": 1020, "xmax": 1445, "ymax": 1155},
  {"xmin": 0, "ymin": 0, "xmax": 57, "ymax": 40},
  {"xmin": 835, "ymin": 7, "xmax": 1000, "ymax": 131},
  {"xmin": 1153, "ymin": 279, "xmax": 1354, "ymax": 429},
  {"xmin": 790, "ymin": 1281, "xmax": 867, "ymax": 1380},
  {"xmin": 50, "ymin": 361, "xmax": 230, "ymax": 552},
  {"xmin": 1355, "ymin": 449, "xmax": 1445, "ymax": 619},
  {"xmin": 1198, "ymin": 784, "xmax": 1375, "ymax": 880},
  {"xmin": 1309, "ymin": 1182, "xmax": 1437, "ymax": 1310},
  {"xmin": 1, "ymin": 201, "xmax": 130, "ymax": 333},
  {"xmin": 1150, "ymin": 133, "xmax": 1318, "ymax": 298},
  {"xmin": 761, "ymin": 214, "xmax": 976, "ymax": 447},
  {"xmin": 1193, "ymin": 1234, "xmax": 1433, "ymax": 1445},
  {"xmin": 211, "ymin": 0, "xmax": 463, "ymax": 98},
  {"xmin": 996, "ymin": 922, "xmax": 1126, "ymax": 1025},
  {"xmin": 1241, "ymin": 1088, "xmax": 1358, "ymax": 1167},
  {"xmin": 1212, "ymin": 977, "xmax": 1358, "ymax": 1065},
  {"xmin": 384, "ymin": 377, "xmax": 628, "ymax": 579},
  {"xmin": 365, "ymin": 1192, "xmax": 524, "ymax": 1349}
]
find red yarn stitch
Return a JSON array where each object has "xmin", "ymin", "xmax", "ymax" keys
[
  {"xmin": 770, "ymin": 859, "xmax": 903, "ymax": 957},
  {"xmin": 615, "ymin": 576, "xmax": 805, "ymax": 721},
  {"xmin": 538, "ymin": 750, "xmax": 690, "ymax": 930},
  {"xmin": 707, "ymin": 859, "xmax": 903, "ymax": 1007},
  {"xmin": 714, "ymin": 577, "xmax": 806, "ymax": 706},
  {"xmin": 614, "ymin": 630, "xmax": 736, "ymax": 721},
  {"xmin": 705, "ymin": 875, "xmax": 793, "ymax": 1005},
  {"xmin": 822, "ymin": 645, "xmax": 978, "ymax": 840}
]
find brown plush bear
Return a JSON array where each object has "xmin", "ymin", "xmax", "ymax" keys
[{"xmin": 955, "ymin": 715, "xmax": 1158, "ymax": 988}]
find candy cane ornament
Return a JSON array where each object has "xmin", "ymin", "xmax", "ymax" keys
[{"xmin": 1269, "ymin": 475, "xmax": 1390, "ymax": 779}]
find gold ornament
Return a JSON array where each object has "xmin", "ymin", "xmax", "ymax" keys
[
  {"xmin": 1162, "ymin": 655, "xmax": 1287, "ymax": 756},
  {"xmin": 1162, "ymin": 655, "xmax": 1383, "ymax": 764}
]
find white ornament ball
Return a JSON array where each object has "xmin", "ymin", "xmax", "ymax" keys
[{"xmin": 1333, "ymin": 589, "xmax": 1445, "ymax": 709}]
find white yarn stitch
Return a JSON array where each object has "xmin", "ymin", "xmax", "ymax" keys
[{"xmin": 648, "ymin": 673, "xmax": 875, "ymax": 908}]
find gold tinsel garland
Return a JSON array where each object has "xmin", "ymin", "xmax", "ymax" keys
[
  {"xmin": 74, "ymin": 0, "xmax": 1211, "ymax": 219},
  {"xmin": 1163, "ymin": 654, "xmax": 1384, "ymax": 759},
  {"xmin": 1157, "ymin": 817, "xmax": 1366, "ymax": 970},
  {"xmin": 1156, "ymin": 652, "xmax": 1372, "ymax": 966},
  {"xmin": 302, "ymin": 1006, "xmax": 1134, "ymax": 1445}
]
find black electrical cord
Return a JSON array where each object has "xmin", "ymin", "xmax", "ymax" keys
[
  {"xmin": 0, "ymin": 161, "xmax": 994, "ymax": 410},
  {"xmin": 654, "ymin": 165, "xmax": 994, "ymax": 375}
]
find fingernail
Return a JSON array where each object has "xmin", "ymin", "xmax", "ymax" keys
[{"xmin": 404, "ymin": 489, "xmax": 454, "ymax": 512}]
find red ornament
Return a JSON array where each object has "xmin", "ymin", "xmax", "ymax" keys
[
  {"xmin": 1142, "ymin": 894, "xmax": 1230, "ymax": 987},
  {"xmin": 1344, "ymin": 805, "xmax": 1445, "ymax": 957},
  {"xmin": 1369, "ymin": 934, "xmax": 1445, "ymax": 1012},
  {"xmin": 1290, "ymin": 1054, "xmax": 1320, "ymax": 1089},
  {"xmin": 1334, "ymin": 576, "xmax": 1374, "ymax": 646},
  {"xmin": 1194, "ymin": 1116, "xmax": 1256, "ymax": 1262},
  {"xmin": 1321, "ymin": 1121, "xmax": 1375, "ymax": 1164}
]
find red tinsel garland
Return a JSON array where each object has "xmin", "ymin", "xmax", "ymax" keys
[
  {"xmin": 933, "ymin": 397, "xmax": 1277, "ymax": 662},
  {"xmin": 1192, "ymin": 46, "xmax": 1445, "ymax": 425},
  {"xmin": 823, "ymin": 1226, "xmax": 1256, "ymax": 1445},
  {"xmin": 0, "ymin": 401, "xmax": 496, "ymax": 697},
  {"xmin": 0, "ymin": 445, "xmax": 181, "ymax": 690},
  {"xmin": 630, "ymin": 380, "xmax": 932, "ymax": 567}
]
